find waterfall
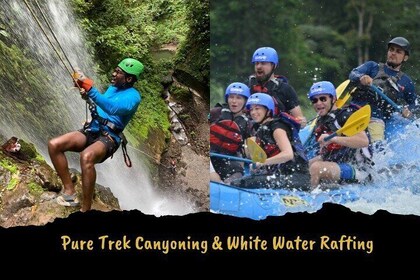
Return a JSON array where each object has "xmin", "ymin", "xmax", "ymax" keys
[{"xmin": 0, "ymin": 0, "xmax": 196, "ymax": 215}]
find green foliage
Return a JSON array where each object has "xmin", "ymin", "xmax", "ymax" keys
[
  {"xmin": 71, "ymin": 0, "xmax": 188, "ymax": 71},
  {"xmin": 35, "ymin": 154, "xmax": 46, "ymax": 163},
  {"xmin": 152, "ymin": 0, "xmax": 188, "ymax": 46},
  {"xmin": 19, "ymin": 140, "xmax": 41, "ymax": 160},
  {"xmin": 175, "ymin": 0, "xmax": 209, "ymax": 87},
  {"xmin": 128, "ymin": 86, "xmax": 171, "ymax": 143},
  {"xmin": 211, "ymin": 0, "xmax": 420, "ymax": 111},
  {"xmin": 171, "ymin": 87, "xmax": 191, "ymax": 102},
  {"xmin": 6, "ymin": 177, "xmax": 18, "ymax": 191},
  {"xmin": 210, "ymin": 82, "xmax": 224, "ymax": 107},
  {"xmin": 27, "ymin": 182, "xmax": 43, "ymax": 196},
  {"xmin": 0, "ymin": 159, "xmax": 17, "ymax": 174}
]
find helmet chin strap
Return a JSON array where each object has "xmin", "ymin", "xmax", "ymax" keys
[
  {"xmin": 267, "ymin": 64, "xmax": 277, "ymax": 82},
  {"xmin": 259, "ymin": 110, "xmax": 271, "ymax": 124},
  {"xmin": 328, "ymin": 99, "xmax": 335, "ymax": 114}
]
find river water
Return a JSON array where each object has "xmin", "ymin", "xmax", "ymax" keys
[
  {"xmin": 343, "ymin": 116, "xmax": 420, "ymax": 215},
  {"xmin": 301, "ymin": 115, "xmax": 420, "ymax": 216}
]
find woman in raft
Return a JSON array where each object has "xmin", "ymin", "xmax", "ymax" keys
[{"xmin": 230, "ymin": 93, "xmax": 310, "ymax": 190}]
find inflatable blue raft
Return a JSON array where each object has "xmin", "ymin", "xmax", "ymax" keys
[{"xmin": 210, "ymin": 114, "xmax": 419, "ymax": 220}]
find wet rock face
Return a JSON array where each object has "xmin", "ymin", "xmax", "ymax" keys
[
  {"xmin": 157, "ymin": 77, "xmax": 210, "ymax": 212},
  {"xmin": 0, "ymin": 137, "xmax": 120, "ymax": 228},
  {"xmin": 2, "ymin": 137, "xmax": 25, "ymax": 160},
  {"xmin": 1, "ymin": 137, "xmax": 43, "ymax": 162},
  {"xmin": 169, "ymin": 103, "xmax": 189, "ymax": 146},
  {"xmin": 1, "ymin": 137, "xmax": 21, "ymax": 152}
]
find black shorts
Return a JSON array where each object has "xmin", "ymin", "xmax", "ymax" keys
[{"xmin": 78, "ymin": 129, "xmax": 120, "ymax": 163}]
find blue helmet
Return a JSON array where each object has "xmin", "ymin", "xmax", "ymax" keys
[
  {"xmin": 308, "ymin": 81, "xmax": 336, "ymax": 99},
  {"xmin": 246, "ymin": 93, "xmax": 275, "ymax": 115},
  {"xmin": 251, "ymin": 47, "xmax": 279, "ymax": 67},
  {"xmin": 224, "ymin": 82, "xmax": 250, "ymax": 102}
]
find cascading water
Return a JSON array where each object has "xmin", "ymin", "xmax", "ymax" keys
[{"xmin": 0, "ymin": 0, "xmax": 196, "ymax": 215}]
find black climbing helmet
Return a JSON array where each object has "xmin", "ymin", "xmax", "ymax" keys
[{"xmin": 388, "ymin": 37, "xmax": 410, "ymax": 56}]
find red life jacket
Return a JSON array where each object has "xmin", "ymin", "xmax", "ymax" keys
[
  {"xmin": 314, "ymin": 105, "xmax": 362, "ymax": 153},
  {"xmin": 254, "ymin": 113, "xmax": 308, "ymax": 175},
  {"xmin": 255, "ymin": 112, "xmax": 307, "ymax": 161},
  {"xmin": 314, "ymin": 105, "xmax": 372, "ymax": 164},
  {"xmin": 314, "ymin": 124, "xmax": 343, "ymax": 152},
  {"xmin": 210, "ymin": 105, "xmax": 249, "ymax": 155}
]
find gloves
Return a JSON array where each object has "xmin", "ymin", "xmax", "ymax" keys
[
  {"xmin": 72, "ymin": 67, "xmax": 94, "ymax": 91},
  {"xmin": 79, "ymin": 88, "xmax": 89, "ymax": 100}
]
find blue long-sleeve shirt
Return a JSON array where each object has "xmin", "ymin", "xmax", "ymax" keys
[
  {"xmin": 349, "ymin": 61, "xmax": 417, "ymax": 116},
  {"xmin": 86, "ymin": 85, "xmax": 141, "ymax": 142}
]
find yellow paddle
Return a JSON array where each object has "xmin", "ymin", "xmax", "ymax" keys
[
  {"xmin": 335, "ymin": 79, "xmax": 356, "ymax": 108},
  {"xmin": 324, "ymin": 104, "xmax": 371, "ymax": 141},
  {"xmin": 246, "ymin": 138, "xmax": 267, "ymax": 163}
]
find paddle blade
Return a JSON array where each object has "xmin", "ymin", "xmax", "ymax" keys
[
  {"xmin": 336, "ymin": 105, "xmax": 371, "ymax": 137},
  {"xmin": 335, "ymin": 80, "xmax": 356, "ymax": 108},
  {"xmin": 246, "ymin": 138, "xmax": 267, "ymax": 163},
  {"xmin": 335, "ymin": 80, "xmax": 350, "ymax": 99}
]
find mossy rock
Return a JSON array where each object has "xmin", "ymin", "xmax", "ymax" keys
[
  {"xmin": 19, "ymin": 139, "xmax": 43, "ymax": 161},
  {"xmin": 171, "ymin": 86, "xmax": 191, "ymax": 102}
]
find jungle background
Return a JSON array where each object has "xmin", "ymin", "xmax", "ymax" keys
[
  {"xmin": 72, "ymin": 0, "xmax": 209, "ymax": 157},
  {"xmin": 210, "ymin": 0, "xmax": 420, "ymax": 119}
]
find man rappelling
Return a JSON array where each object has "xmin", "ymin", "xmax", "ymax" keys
[{"xmin": 48, "ymin": 58, "xmax": 144, "ymax": 212}]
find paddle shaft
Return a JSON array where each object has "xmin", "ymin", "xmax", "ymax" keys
[
  {"xmin": 323, "ymin": 105, "xmax": 371, "ymax": 142},
  {"xmin": 370, "ymin": 85, "xmax": 402, "ymax": 113},
  {"xmin": 324, "ymin": 132, "xmax": 338, "ymax": 142},
  {"xmin": 210, "ymin": 152, "xmax": 253, "ymax": 164}
]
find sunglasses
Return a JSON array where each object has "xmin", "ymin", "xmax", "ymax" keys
[{"xmin": 311, "ymin": 96, "xmax": 328, "ymax": 104}]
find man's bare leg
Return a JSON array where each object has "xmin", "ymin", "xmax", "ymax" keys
[
  {"xmin": 48, "ymin": 131, "xmax": 87, "ymax": 195},
  {"xmin": 79, "ymin": 141, "xmax": 107, "ymax": 212},
  {"xmin": 309, "ymin": 161, "xmax": 340, "ymax": 188}
]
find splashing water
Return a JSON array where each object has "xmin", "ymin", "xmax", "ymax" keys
[
  {"xmin": 0, "ymin": 0, "xmax": 196, "ymax": 215},
  {"xmin": 299, "ymin": 116, "xmax": 420, "ymax": 215},
  {"xmin": 343, "ymin": 116, "xmax": 420, "ymax": 215}
]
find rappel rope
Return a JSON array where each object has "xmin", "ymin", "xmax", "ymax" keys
[
  {"xmin": 22, "ymin": 0, "xmax": 171, "ymax": 169},
  {"xmin": 22, "ymin": 0, "xmax": 88, "ymax": 119},
  {"xmin": 126, "ymin": 145, "xmax": 173, "ymax": 169},
  {"xmin": 23, "ymin": 0, "xmax": 75, "ymax": 79}
]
